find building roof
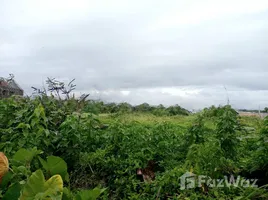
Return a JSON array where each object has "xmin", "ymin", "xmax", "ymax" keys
[{"xmin": 0, "ymin": 77, "xmax": 23, "ymax": 91}]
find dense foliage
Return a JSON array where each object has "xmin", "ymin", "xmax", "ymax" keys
[
  {"xmin": 84, "ymin": 101, "xmax": 190, "ymax": 116},
  {"xmin": 0, "ymin": 81, "xmax": 268, "ymax": 199}
]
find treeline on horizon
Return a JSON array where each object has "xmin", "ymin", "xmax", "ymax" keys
[
  {"xmin": 81, "ymin": 100, "xmax": 268, "ymax": 116},
  {"xmin": 84, "ymin": 101, "xmax": 191, "ymax": 116},
  {"xmin": 84, "ymin": 101, "xmax": 268, "ymax": 117}
]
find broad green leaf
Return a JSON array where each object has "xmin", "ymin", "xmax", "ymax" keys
[
  {"xmin": 41, "ymin": 175, "xmax": 63, "ymax": 200},
  {"xmin": 19, "ymin": 169, "xmax": 45, "ymax": 200},
  {"xmin": 62, "ymin": 187, "xmax": 73, "ymax": 200},
  {"xmin": 19, "ymin": 170, "xmax": 63, "ymax": 200},
  {"xmin": 16, "ymin": 166, "xmax": 28, "ymax": 175},
  {"xmin": 44, "ymin": 175, "xmax": 63, "ymax": 192},
  {"xmin": 75, "ymin": 188, "xmax": 106, "ymax": 200},
  {"xmin": 0, "ymin": 171, "xmax": 12, "ymax": 189},
  {"xmin": 12, "ymin": 148, "xmax": 42, "ymax": 166},
  {"xmin": 2, "ymin": 182, "xmax": 21, "ymax": 200},
  {"xmin": 40, "ymin": 156, "xmax": 69, "ymax": 182},
  {"xmin": 38, "ymin": 157, "xmax": 48, "ymax": 171}
]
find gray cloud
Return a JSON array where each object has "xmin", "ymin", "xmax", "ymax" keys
[{"xmin": 1, "ymin": 0, "xmax": 268, "ymax": 109}]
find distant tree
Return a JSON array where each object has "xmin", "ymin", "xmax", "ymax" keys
[
  {"xmin": 264, "ymin": 107, "xmax": 268, "ymax": 113},
  {"xmin": 134, "ymin": 103, "xmax": 151, "ymax": 112},
  {"xmin": 156, "ymin": 104, "xmax": 165, "ymax": 110},
  {"xmin": 166, "ymin": 104, "xmax": 189, "ymax": 116},
  {"xmin": 118, "ymin": 102, "xmax": 132, "ymax": 113}
]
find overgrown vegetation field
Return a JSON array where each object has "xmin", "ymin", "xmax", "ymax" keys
[{"xmin": 0, "ymin": 92, "xmax": 268, "ymax": 199}]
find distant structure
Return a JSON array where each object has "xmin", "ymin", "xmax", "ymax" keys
[
  {"xmin": 0, "ymin": 75, "xmax": 24, "ymax": 98},
  {"xmin": 238, "ymin": 111, "xmax": 268, "ymax": 119}
]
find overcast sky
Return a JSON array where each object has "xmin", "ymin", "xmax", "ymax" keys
[{"xmin": 1, "ymin": 0, "xmax": 268, "ymax": 110}]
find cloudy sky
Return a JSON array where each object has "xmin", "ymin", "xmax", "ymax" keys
[{"xmin": 1, "ymin": 0, "xmax": 268, "ymax": 110}]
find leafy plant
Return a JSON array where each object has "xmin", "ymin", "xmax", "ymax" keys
[{"xmin": 19, "ymin": 169, "xmax": 63, "ymax": 200}]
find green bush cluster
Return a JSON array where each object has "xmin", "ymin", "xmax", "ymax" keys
[
  {"xmin": 0, "ymin": 95, "xmax": 268, "ymax": 199},
  {"xmin": 84, "ymin": 101, "xmax": 190, "ymax": 116}
]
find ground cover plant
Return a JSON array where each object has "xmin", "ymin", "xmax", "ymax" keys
[{"xmin": 0, "ymin": 79, "xmax": 268, "ymax": 199}]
